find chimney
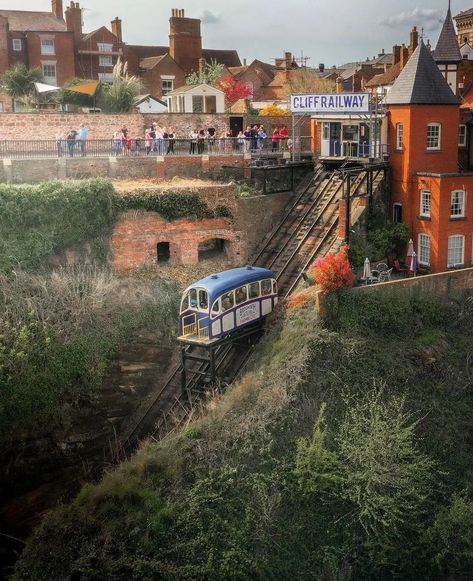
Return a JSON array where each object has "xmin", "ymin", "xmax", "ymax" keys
[
  {"xmin": 336, "ymin": 76, "xmax": 344, "ymax": 93},
  {"xmin": 284, "ymin": 51, "xmax": 292, "ymax": 70},
  {"xmin": 52, "ymin": 0, "xmax": 64, "ymax": 20},
  {"xmin": 243, "ymin": 58, "xmax": 247, "ymax": 66},
  {"xmin": 169, "ymin": 9, "xmax": 202, "ymax": 74},
  {"xmin": 393, "ymin": 45, "xmax": 401, "ymax": 65},
  {"xmin": 409, "ymin": 26, "xmax": 419, "ymax": 54},
  {"xmin": 111, "ymin": 17, "xmax": 122, "ymax": 44},
  {"xmin": 65, "ymin": 1, "xmax": 82, "ymax": 45},
  {"xmin": 319, "ymin": 63, "xmax": 325, "ymax": 72},
  {"xmin": 400, "ymin": 43, "xmax": 409, "ymax": 70}
]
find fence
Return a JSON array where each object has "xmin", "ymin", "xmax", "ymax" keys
[
  {"xmin": 0, "ymin": 136, "xmax": 313, "ymax": 160},
  {"xmin": 220, "ymin": 162, "xmax": 314, "ymax": 194}
]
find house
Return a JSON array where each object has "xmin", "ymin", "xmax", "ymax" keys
[
  {"xmin": 166, "ymin": 84, "xmax": 225, "ymax": 114},
  {"xmin": 386, "ymin": 40, "xmax": 473, "ymax": 273},
  {"xmin": 134, "ymin": 94, "xmax": 167, "ymax": 113}
]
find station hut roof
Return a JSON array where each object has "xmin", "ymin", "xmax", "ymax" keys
[{"xmin": 385, "ymin": 41, "xmax": 459, "ymax": 105}]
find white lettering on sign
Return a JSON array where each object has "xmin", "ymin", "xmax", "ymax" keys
[
  {"xmin": 236, "ymin": 302, "xmax": 259, "ymax": 326},
  {"xmin": 291, "ymin": 93, "xmax": 370, "ymax": 114}
]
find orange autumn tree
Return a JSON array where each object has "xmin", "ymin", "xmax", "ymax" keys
[{"xmin": 310, "ymin": 246, "xmax": 355, "ymax": 294}]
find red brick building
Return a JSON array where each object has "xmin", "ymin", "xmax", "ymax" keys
[{"xmin": 387, "ymin": 41, "xmax": 473, "ymax": 273}]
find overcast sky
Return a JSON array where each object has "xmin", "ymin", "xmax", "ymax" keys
[{"xmin": 4, "ymin": 0, "xmax": 473, "ymax": 66}]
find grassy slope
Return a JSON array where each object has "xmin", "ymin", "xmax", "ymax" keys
[{"xmin": 14, "ymin": 289, "xmax": 473, "ymax": 580}]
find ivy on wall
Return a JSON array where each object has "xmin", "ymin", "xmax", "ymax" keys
[{"xmin": 0, "ymin": 179, "xmax": 232, "ymax": 272}]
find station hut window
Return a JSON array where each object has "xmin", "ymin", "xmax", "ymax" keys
[
  {"xmin": 261, "ymin": 279, "xmax": 272, "ymax": 296},
  {"xmin": 420, "ymin": 190, "xmax": 431, "ymax": 218},
  {"xmin": 448, "ymin": 235, "xmax": 465, "ymax": 267},
  {"xmin": 451, "ymin": 190, "xmax": 466, "ymax": 218},
  {"xmin": 157, "ymin": 242, "xmax": 170, "ymax": 263},
  {"xmin": 426, "ymin": 123, "xmax": 441, "ymax": 150},
  {"xmin": 418, "ymin": 233, "xmax": 431, "ymax": 266},
  {"xmin": 396, "ymin": 123, "xmax": 404, "ymax": 150}
]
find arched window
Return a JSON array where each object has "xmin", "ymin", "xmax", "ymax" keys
[{"xmin": 426, "ymin": 123, "xmax": 441, "ymax": 150}]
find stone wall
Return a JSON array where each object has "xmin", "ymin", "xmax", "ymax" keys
[
  {"xmin": 0, "ymin": 112, "xmax": 294, "ymax": 140},
  {"xmin": 0, "ymin": 154, "xmax": 254, "ymax": 183},
  {"xmin": 111, "ymin": 187, "xmax": 292, "ymax": 270}
]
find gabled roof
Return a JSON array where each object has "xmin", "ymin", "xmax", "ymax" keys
[
  {"xmin": 135, "ymin": 94, "xmax": 167, "ymax": 106},
  {"xmin": 454, "ymin": 8, "xmax": 473, "ymax": 19},
  {"xmin": 126, "ymin": 45, "xmax": 168, "ymax": 60},
  {"xmin": 0, "ymin": 9, "xmax": 67, "ymax": 32},
  {"xmin": 386, "ymin": 41, "xmax": 459, "ymax": 105},
  {"xmin": 81, "ymin": 26, "xmax": 116, "ymax": 43},
  {"xmin": 460, "ymin": 42, "xmax": 473, "ymax": 60},
  {"xmin": 166, "ymin": 83, "xmax": 224, "ymax": 96},
  {"xmin": 433, "ymin": 8, "xmax": 462, "ymax": 63},
  {"xmin": 202, "ymin": 49, "xmax": 241, "ymax": 67},
  {"xmin": 140, "ymin": 55, "xmax": 167, "ymax": 70},
  {"xmin": 365, "ymin": 61, "xmax": 401, "ymax": 88}
]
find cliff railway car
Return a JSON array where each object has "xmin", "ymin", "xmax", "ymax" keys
[{"xmin": 178, "ymin": 267, "xmax": 278, "ymax": 345}]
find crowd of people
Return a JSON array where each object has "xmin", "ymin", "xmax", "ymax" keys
[{"xmin": 54, "ymin": 122, "xmax": 292, "ymax": 157}]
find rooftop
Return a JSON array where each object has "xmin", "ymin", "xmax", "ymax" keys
[
  {"xmin": 385, "ymin": 41, "xmax": 459, "ymax": 105},
  {"xmin": 0, "ymin": 9, "xmax": 67, "ymax": 32},
  {"xmin": 433, "ymin": 7, "xmax": 462, "ymax": 63}
]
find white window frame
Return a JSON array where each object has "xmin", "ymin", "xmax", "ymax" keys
[
  {"xmin": 12, "ymin": 38, "xmax": 22, "ymax": 51},
  {"xmin": 447, "ymin": 235, "xmax": 465, "ymax": 267},
  {"xmin": 420, "ymin": 189, "xmax": 431, "ymax": 218},
  {"xmin": 40, "ymin": 37, "xmax": 55, "ymax": 56},
  {"xmin": 427, "ymin": 123, "xmax": 441, "ymax": 150},
  {"xmin": 396, "ymin": 123, "xmax": 404, "ymax": 150},
  {"xmin": 99, "ymin": 55, "xmax": 113, "ymax": 67},
  {"xmin": 98, "ymin": 72, "xmax": 114, "ymax": 83},
  {"xmin": 459, "ymin": 124, "xmax": 467, "ymax": 147},
  {"xmin": 41, "ymin": 62, "xmax": 57, "ymax": 84},
  {"xmin": 418, "ymin": 233, "xmax": 431, "ymax": 266},
  {"xmin": 97, "ymin": 43, "xmax": 113, "ymax": 53},
  {"xmin": 451, "ymin": 190, "xmax": 466, "ymax": 218},
  {"xmin": 161, "ymin": 79, "xmax": 174, "ymax": 96}
]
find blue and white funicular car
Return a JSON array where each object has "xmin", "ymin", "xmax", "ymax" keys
[{"xmin": 178, "ymin": 267, "xmax": 278, "ymax": 344}]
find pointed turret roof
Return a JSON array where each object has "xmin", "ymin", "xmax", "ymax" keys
[
  {"xmin": 433, "ymin": 5, "xmax": 462, "ymax": 63},
  {"xmin": 385, "ymin": 40, "xmax": 459, "ymax": 105}
]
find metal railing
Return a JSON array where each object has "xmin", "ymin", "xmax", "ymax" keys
[{"xmin": 0, "ymin": 136, "xmax": 313, "ymax": 160}]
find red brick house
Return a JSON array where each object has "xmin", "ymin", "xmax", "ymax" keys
[{"xmin": 386, "ymin": 41, "xmax": 473, "ymax": 273}]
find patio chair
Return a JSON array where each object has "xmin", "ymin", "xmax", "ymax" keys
[
  {"xmin": 378, "ymin": 268, "xmax": 393, "ymax": 282},
  {"xmin": 376, "ymin": 262, "xmax": 388, "ymax": 273},
  {"xmin": 393, "ymin": 259, "xmax": 408, "ymax": 276}
]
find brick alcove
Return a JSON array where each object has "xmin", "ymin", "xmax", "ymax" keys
[{"xmin": 112, "ymin": 210, "xmax": 243, "ymax": 269}]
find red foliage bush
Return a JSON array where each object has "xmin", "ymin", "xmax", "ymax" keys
[
  {"xmin": 216, "ymin": 75, "xmax": 253, "ymax": 106},
  {"xmin": 309, "ymin": 246, "xmax": 355, "ymax": 295}
]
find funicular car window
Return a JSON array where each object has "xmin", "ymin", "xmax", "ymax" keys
[
  {"xmin": 199, "ymin": 290, "xmax": 208, "ymax": 310},
  {"xmin": 189, "ymin": 289, "xmax": 198, "ymax": 308},
  {"xmin": 235, "ymin": 285, "xmax": 247, "ymax": 305},
  {"xmin": 221, "ymin": 291, "xmax": 234, "ymax": 311},
  {"xmin": 248, "ymin": 282, "xmax": 260, "ymax": 299},
  {"xmin": 211, "ymin": 299, "xmax": 220, "ymax": 317},
  {"xmin": 181, "ymin": 293, "xmax": 189, "ymax": 313},
  {"xmin": 261, "ymin": 279, "xmax": 272, "ymax": 296}
]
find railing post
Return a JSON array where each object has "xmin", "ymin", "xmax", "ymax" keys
[{"xmin": 345, "ymin": 173, "xmax": 351, "ymax": 246}]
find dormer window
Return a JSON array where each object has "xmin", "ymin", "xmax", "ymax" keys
[{"xmin": 427, "ymin": 123, "xmax": 441, "ymax": 150}]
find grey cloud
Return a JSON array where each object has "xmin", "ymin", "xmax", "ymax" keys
[
  {"xmin": 201, "ymin": 10, "xmax": 221, "ymax": 24},
  {"xmin": 380, "ymin": 7, "xmax": 443, "ymax": 31}
]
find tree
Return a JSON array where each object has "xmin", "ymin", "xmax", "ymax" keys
[
  {"xmin": 259, "ymin": 103, "xmax": 290, "ymax": 117},
  {"xmin": 282, "ymin": 69, "xmax": 336, "ymax": 99},
  {"xmin": 216, "ymin": 75, "xmax": 253, "ymax": 107},
  {"xmin": 1, "ymin": 64, "xmax": 43, "ymax": 109},
  {"xmin": 100, "ymin": 59, "xmax": 143, "ymax": 113},
  {"xmin": 185, "ymin": 60, "xmax": 226, "ymax": 86}
]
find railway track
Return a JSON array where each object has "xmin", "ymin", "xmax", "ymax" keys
[{"xmin": 117, "ymin": 165, "xmax": 386, "ymax": 453}]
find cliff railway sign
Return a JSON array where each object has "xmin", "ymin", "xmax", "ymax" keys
[{"xmin": 291, "ymin": 93, "xmax": 370, "ymax": 115}]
